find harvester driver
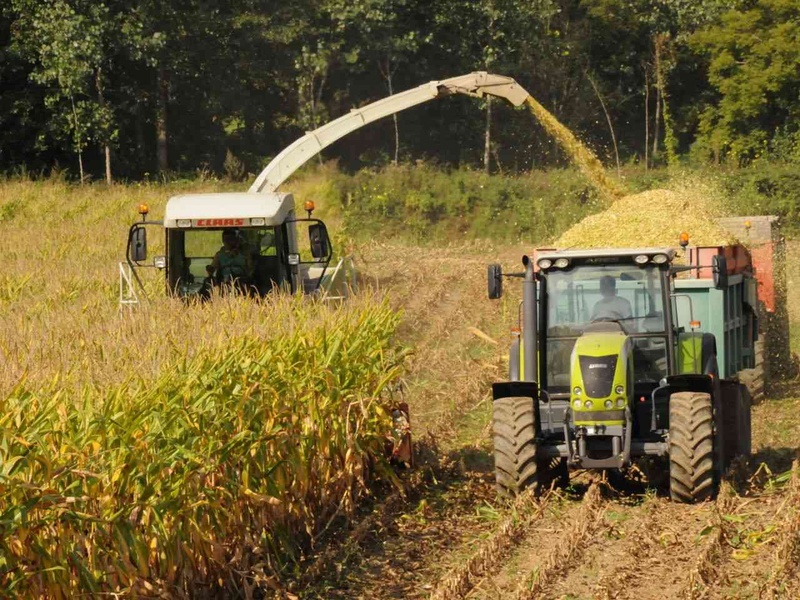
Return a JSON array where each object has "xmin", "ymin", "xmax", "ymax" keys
[
  {"xmin": 207, "ymin": 228, "xmax": 253, "ymax": 284},
  {"xmin": 591, "ymin": 275, "xmax": 632, "ymax": 322}
]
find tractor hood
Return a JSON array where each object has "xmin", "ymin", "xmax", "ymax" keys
[
  {"xmin": 570, "ymin": 331, "xmax": 631, "ymax": 426},
  {"xmin": 163, "ymin": 192, "xmax": 295, "ymax": 228}
]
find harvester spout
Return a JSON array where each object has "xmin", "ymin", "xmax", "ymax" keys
[
  {"xmin": 434, "ymin": 71, "xmax": 530, "ymax": 106},
  {"xmin": 249, "ymin": 71, "xmax": 531, "ymax": 194}
]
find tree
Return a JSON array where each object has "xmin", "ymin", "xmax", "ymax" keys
[
  {"xmin": 690, "ymin": 0, "xmax": 800, "ymax": 164},
  {"xmin": 11, "ymin": 0, "xmax": 116, "ymax": 182}
]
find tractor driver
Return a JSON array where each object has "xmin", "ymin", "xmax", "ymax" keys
[
  {"xmin": 591, "ymin": 275, "xmax": 632, "ymax": 322},
  {"xmin": 206, "ymin": 228, "xmax": 253, "ymax": 283}
]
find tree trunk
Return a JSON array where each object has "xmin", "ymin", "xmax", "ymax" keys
[
  {"xmin": 314, "ymin": 70, "xmax": 327, "ymax": 165},
  {"xmin": 644, "ymin": 67, "xmax": 650, "ymax": 170},
  {"xmin": 104, "ymin": 145, "xmax": 112, "ymax": 184},
  {"xmin": 70, "ymin": 94, "xmax": 85, "ymax": 184},
  {"xmin": 157, "ymin": 68, "xmax": 169, "ymax": 173},
  {"xmin": 78, "ymin": 150, "xmax": 85, "ymax": 184},
  {"xmin": 655, "ymin": 33, "xmax": 677, "ymax": 167},
  {"xmin": 96, "ymin": 69, "xmax": 112, "ymax": 184},
  {"xmin": 379, "ymin": 58, "xmax": 400, "ymax": 165},
  {"xmin": 389, "ymin": 70, "xmax": 399, "ymax": 165},
  {"xmin": 484, "ymin": 96, "xmax": 492, "ymax": 174},
  {"xmin": 652, "ymin": 37, "xmax": 662, "ymax": 161},
  {"xmin": 587, "ymin": 73, "xmax": 620, "ymax": 178}
]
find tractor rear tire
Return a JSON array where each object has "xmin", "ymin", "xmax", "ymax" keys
[
  {"xmin": 669, "ymin": 391, "xmax": 717, "ymax": 503},
  {"xmin": 493, "ymin": 396, "xmax": 540, "ymax": 499}
]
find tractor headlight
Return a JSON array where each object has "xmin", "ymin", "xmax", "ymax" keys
[
  {"xmin": 616, "ymin": 397, "xmax": 626, "ymax": 408},
  {"xmin": 250, "ymin": 217, "xmax": 266, "ymax": 227},
  {"xmin": 604, "ymin": 400, "xmax": 613, "ymax": 409},
  {"xmin": 584, "ymin": 400, "xmax": 593, "ymax": 409},
  {"xmin": 634, "ymin": 254, "xmax": 649, "ymax": 265},
  {"xmin": 573, "ymin": 386, "xmax": 582, "ymax": 396},
  {"xmin": 177, "ymin": 219, "xmax": 192, "ymax": 228},
  {"xmin": 573, "ymin": 400, "xmax": 582, "ymax": 409},
  {"xmin": 615, "ymin": 385, "xmax": 624, "ymax": 395},
  {"xmin": 652, "ymin": 253, "xmax": 669, "ymax": 264},
  {"xmin": 537, "ymin": 258, "xmax": 553, "ymax": 270},
  {"xmin": 554, "ymin": 257, "xmax": 570, "ymax": 269}
]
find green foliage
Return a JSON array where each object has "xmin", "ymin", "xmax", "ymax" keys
[
  {"xmin": 720, "ymin": 163, "xmax": 800, "ymax": 233},
  {"xmin": 690, "ymin": 0, "xmax": 800, "ymax": 164},
  {"xmin": 1, "ymin": 0, "xmax": 799, "ymax": 177},
  {"xmin": 10, "ymin": 0, "xmax": 116, "ymax": 172},
  {"xmin": 332, "ymin": 164, "xmax": 603, "ymax": 243}
]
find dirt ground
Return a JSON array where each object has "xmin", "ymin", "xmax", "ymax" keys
[{"xmin": 297, "ymin": 240, "xmax": 800, "ymax": 600}]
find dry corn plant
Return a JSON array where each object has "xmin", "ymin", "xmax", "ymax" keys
[
  {"xmin": 524, "ymin": 97, "xmax": 626, "ymax": 202},
  {"xmin": 554, "ymin": 182, "xmax": 738, "ymax": 251},
  {"xmin": 679, "ymin": 482, "xmax": 740, "ymax": 600},
  {"xmin": 511, "ymin": 482, "xmax": 607, "ymax": 600},
  {"xmin": 761, "ymin": 460, "xmax": 800, "ymax": 600},
  {"xmin": 0, "ymin": 180, "xmax": 411, "ymax": 596},
  {"xmin": 427, "ymin": 488, "xmax": 554, "ymax": 600}
]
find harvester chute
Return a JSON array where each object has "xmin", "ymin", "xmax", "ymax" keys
[{"xmin": 249, "ymin": 72, "xmax": 530, "ymax": 194}]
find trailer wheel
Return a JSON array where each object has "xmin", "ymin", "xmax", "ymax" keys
[
  {"xmin": 669, "ymin": 391, "xmax": 717, "ymax": 503},
  {"xmin": 493, "ymin": 396, "xmax": 540, "ymax": 498}
]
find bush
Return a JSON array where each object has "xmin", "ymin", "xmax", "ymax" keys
[{"xmin": 332, "ymin": 164, "xmax": 605, "ymax": 244}]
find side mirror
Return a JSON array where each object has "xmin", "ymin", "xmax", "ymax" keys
[
  {"xmin": 130, "ymin": 226, "xmax": 147, "ymax": 262},
  {"xmin": 712, "ymin": 255, "xmax": 728, "ymax": 289},
  {"xmin": 488, "ymin": 264, "xmax": 503, "ymax": 299},
  {"xmin": 309, "ymin": 223, "xmax": 330, "ymax": 259}
]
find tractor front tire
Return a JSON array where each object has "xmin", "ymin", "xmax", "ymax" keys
[
  {"xmin": 493, "ymin": 396, "xmax": 539, "ymax": 499},
  {"xmin": 669, "ymin": 391, "xmax": 717, "ymax": 503}
]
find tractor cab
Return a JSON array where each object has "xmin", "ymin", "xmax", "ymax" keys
[
  {"xmin": 534, "ymin": 249, "xmax": 675, "ymax": 401},
  {"xmin": 121, "ymin": 192, "xmax": 342, "ymax": 304},
  {"xmin": 487, "ymin": 245, "xmax": 755, "ymax": 502}
]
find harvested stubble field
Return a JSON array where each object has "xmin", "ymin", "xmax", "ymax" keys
[{"xmin": 1, "ymin": 178, "xmax": 800, "ymax": 599}]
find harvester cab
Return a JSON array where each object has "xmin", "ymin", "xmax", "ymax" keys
[
  {"xmin": 120, "ymin": 192, "xmax": 349, "ymax": 304},
  {"xmin": 488, "ymin": 246, "xmax": 755, "ymax": 503}
]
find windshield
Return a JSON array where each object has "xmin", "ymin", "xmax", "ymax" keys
[
  {"xmin": 168, "ymin": 227, "xmax": 283, "ymax": 297},
  {"xmin": 547, "ymin": 264, "xmax": 666, "ymax": 336},
  {"xmin": 544, "ymin": 264, "xmax": 669, "ymax": 391}
]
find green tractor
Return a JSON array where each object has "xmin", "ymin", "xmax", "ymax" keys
[{"xmin": 488, "ymin": 247, "xmax": 754, "ymax": 502}]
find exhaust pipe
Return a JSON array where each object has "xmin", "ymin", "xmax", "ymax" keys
[{"xmin": 522, "ymin": 255, "xmax": 538, "ymax": 382}]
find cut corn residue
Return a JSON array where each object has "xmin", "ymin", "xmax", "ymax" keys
[
  {"xmin": 555, "ymin": 187, "xmax": 738, "ymax": 249},
  {"xmin": 525, "ymin": 96, "xmax": 626, "ymax": 201}
]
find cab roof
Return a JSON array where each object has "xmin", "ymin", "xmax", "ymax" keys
[
  {"xmin": 535, "ymin": 247, "xmax": 677, "ymax": 262},
  {"xmin": 163, "ymin": 192, "xmax": 294, "ymax": 228}
]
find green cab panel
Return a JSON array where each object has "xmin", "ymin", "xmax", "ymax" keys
[
  {"xmin": 677, "ymin": 331, "xmax": 704, "ymax": 375},
  {"xmin": 570, "ymin": 332, "xmax": 630, "ymax": 426}
]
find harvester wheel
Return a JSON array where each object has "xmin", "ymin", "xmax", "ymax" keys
[
  {"xmin": 669, "ymin": 391, "xmax": 717, "ymax": 503},
  {"xmin": 493, "ymin": 396, "xmax": 539, "ymax": 498}
]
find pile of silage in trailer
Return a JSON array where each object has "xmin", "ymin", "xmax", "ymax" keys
[
  {"xmin": 0, "ymin": 295, "xmax": 406, "ymax": 597},
  {"xmin": 554, "ymin": 185, "xmax": 739, "ymax": 249}
]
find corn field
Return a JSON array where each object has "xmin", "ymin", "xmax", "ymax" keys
[{"xmin": 0, "ymin": 178, "xmax": 406, "ymax": 596}]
